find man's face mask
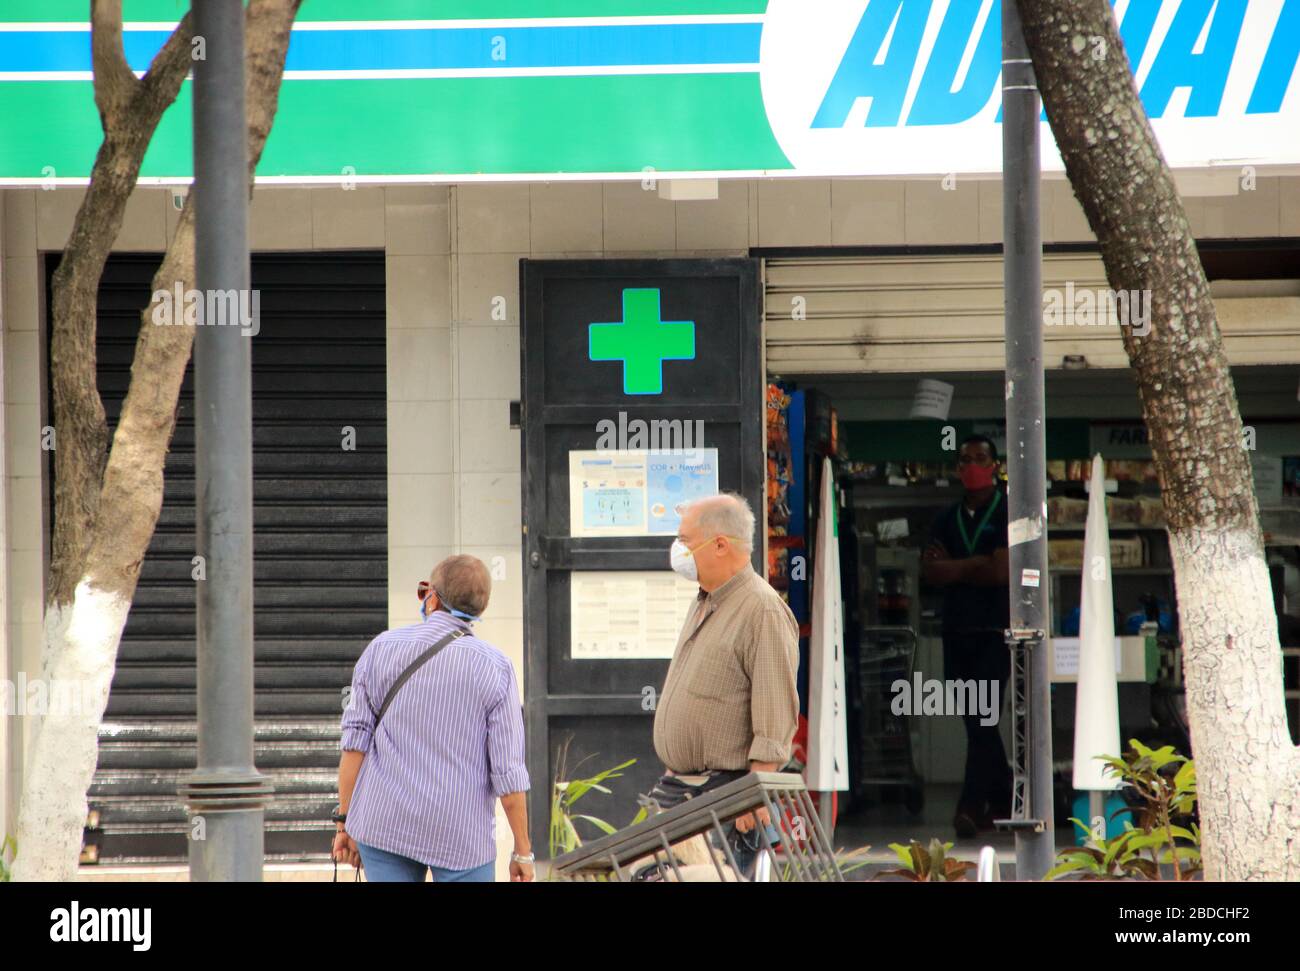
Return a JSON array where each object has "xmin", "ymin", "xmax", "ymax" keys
[
  {"xmin": 670, "ymin": 536, "xmax": 739, "ymax": 582},
  {"xmin": 958, "ymin": 462, "xmax": 996, "ymax": 491}
]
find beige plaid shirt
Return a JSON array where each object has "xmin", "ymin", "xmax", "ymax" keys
[{"xmin": 652, "ymin": 564, "xmax": 800, "ymax": 773}]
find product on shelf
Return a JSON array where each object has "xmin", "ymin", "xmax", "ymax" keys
[
  {"xmin": 1047, "ymin": 496, "xmax": 1088, "ymax": 525},
  {"xmin": 765, "ymin": 384, "xmax": 793, "ymax": 535},
  {"xmin": 1110, "ymin": 536, "xmax": 1145, "ymax": 568},
  {"xmin": 1105, "ymin": 496, "xmax": 1141, "ymax": 525},
  {"xmin": 1047, "ymin": 536, "xmax": 1145, "ymax": 568}
]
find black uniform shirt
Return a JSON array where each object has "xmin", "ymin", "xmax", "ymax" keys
[{"xmin": 928, "ymin": 487, "xmax": 1011, "ymax": 634}]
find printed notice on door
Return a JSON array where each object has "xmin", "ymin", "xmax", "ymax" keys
[
  {"xmin": 570, "ymin": 571, "xmax": 700, "ymax": 659},
  {"xmin": 568, "ymin": 449, "xmax": 718, "ymax": 537}
]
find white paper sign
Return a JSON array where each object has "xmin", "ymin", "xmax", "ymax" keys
[
  {"xmin": 570, "ymin": 571, "xmax": 700, "ymax": 660},
  {"xmin": 1052, "ymin": 636, "xmax": 1122, "ymax": 677},
  {"xmin": 908, "ymin": 379, "xmax": 954, "ymax": 420}
]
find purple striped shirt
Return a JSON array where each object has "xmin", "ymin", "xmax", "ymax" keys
[{"xmin": 340, "ymin": 611, "xmax": 529, "ymax": 870}]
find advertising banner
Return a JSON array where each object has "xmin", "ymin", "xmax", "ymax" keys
[{"xmin": 2, "ymin": 0, "xmax": 1296, "ymax": 183}]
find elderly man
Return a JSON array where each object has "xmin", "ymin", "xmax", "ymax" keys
[
  {"xmin": 649, "ymin": 493, "xmax": 800, "ymax": 877},
  {"xmin": 332, "ymin": 554, "xmax": 533, "ymax": 882}
]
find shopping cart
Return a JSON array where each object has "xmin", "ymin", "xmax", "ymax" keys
[
  {"xmin": 856, "ymin": 625, "xmax": 925, "ymax": 815},
  {"xmin": 549, "ymin": 771, "xmax": 843, "ymax": 882}
]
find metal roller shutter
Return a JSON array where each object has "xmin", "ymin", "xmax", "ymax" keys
[
  {"xmin": 764, "ymin": 252, "xmax": 1300, "ymax": 373},
  {"xmin": 47, "ymin": 251, "xmax": 387, "ymax": 863}
]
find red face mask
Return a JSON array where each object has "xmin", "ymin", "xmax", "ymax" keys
[{"xmin": 959, "ymin": 463, "xmax": 996, "ymax": 491}]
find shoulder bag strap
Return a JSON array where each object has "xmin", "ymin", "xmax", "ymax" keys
[{"xmin": 373, "ymin": 628, "xmax": 467, "ymax": 728}]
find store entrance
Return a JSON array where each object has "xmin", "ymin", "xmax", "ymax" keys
[{"xmin": 765, "ymin": 366, "xmax": 1300, "ymax": 854}]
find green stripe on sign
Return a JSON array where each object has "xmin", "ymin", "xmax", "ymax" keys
[
  {"xmin": 261, "ymin": 75, "xmax": 791, "ymax": 176},
  {"xmin": 0, "ymin": 0, "xmax": 769, "ymax": 22},
  {"xmin": 0, "ymin": 83, "xmax": 194, "ymax": 177},
  {"xmin": 0, "ymin": 74, "xmax": 791, "ymax": 179}
]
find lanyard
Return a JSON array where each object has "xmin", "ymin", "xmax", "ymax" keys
[{"xmin": 956, "ymin": 490, "xmax": 1002, "ymax": 557}]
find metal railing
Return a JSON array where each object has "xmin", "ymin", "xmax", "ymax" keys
[{"xmin": 550, "ymin": 771, "xmax": 844, "ymax": 882}]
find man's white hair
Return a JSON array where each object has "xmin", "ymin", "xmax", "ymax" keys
[{"xmin": 685, "ymin": 492, "xmax": 755, "ymax": 553}]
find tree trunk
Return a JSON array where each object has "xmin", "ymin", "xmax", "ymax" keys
[
  {"xmin": 14, "ymin": 0, "xmax": 302, "ymax": 881},
  {"xmin": 1017, "ymin": 0, "xmax": 1300, "ymax": 880}
]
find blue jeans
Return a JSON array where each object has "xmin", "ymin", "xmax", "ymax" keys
[{"xmin": 356, "ymin": 842, "xmax": 495, "ymax": 883}]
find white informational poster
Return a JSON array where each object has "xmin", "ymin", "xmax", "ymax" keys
[
  {"xmin": 568, "ymin": 448, "xmax": 719, "ymax": 538},
  {"xmin": 570, "ymin": 571, "xmax": 700, "ymax": 660},
  {"xmin": 807, "ymin": 456, "xmax": 849, "ymax": 791},
  {"xmin": 1051, "ymin": 637, "xmax": 1123, "ymax": 678}
]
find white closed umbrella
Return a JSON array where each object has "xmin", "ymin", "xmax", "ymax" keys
[
  {"xmin": 808, "ymin": 457, "xmax": 849, "ymax": 834},
  {"xmin": 1073, "ymin": 454, "xmax": 1122, "ymax": 798}
]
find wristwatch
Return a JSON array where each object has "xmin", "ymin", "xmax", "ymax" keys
[
  {"xmin": 331, "ymin": 804, "xmax": 347, "ymax": 826},
  {"xmin": 511, "ymin": 851, "xmax": 535, "ymax": 864}
]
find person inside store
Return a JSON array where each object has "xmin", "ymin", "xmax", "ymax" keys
[
  {"xmin": 921, "ymin": 434, "xmax": 1014, "ymax": 838},
  {"xmin": 646, "ymin": 493, "xmax": 800, "ymax": 878}
]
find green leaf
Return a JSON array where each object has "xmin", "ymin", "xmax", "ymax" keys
[
  {"xmin": 1125, "ymin": 832, "xmax": 1168, "ymax": 854},
  {"xmin": 1147, "ymin": 747, "xmax": 1182, "ymax": 770},
  {"xmin": 888, "ymin": 843, "xmax": 915, "ymax": 869},
  {"xmin": 572, "ymin": 814, "xmax": 617, "ymax": 836},
  {"xmin": 1103, "ymin": 830, "xmax": 1139, "ymax": 868}
]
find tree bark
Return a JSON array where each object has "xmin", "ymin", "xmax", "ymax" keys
[
  {"xmin": 14, "ymin": 0, "xmax": 303, "ymax": 882},
  {"xmin": 48, "ymin": 2, "xmax": 194, "ymax": 609},
  {"xmin": 1017, "ymin": 0, "xmax": 1300, "ymax": 880}
]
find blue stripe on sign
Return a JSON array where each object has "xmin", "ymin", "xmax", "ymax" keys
[{"xmin": 0, "ymin": 23, "xmax": 763, "ymax": 73}]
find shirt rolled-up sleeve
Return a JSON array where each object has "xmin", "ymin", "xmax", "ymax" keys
[
  {"xmin": 340, "ymin": 644, "xmax": 377, "ymax": 753},
  {"xmin": 746, "ymin": 605, "xmax": 800, "ymax": 765},
  {"xmin": 487, "ymin": 661, "xmax": 530, "ymax": 796}
]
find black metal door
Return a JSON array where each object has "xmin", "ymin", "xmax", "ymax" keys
[{"xmin": 519, "ymin": 258, "xmax": 764, "ymax": 855}]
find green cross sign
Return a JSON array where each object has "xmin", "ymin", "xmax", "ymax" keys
[{"xmin": 589, "ymin": 288, "xmax": 696, "ymax": 395}]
